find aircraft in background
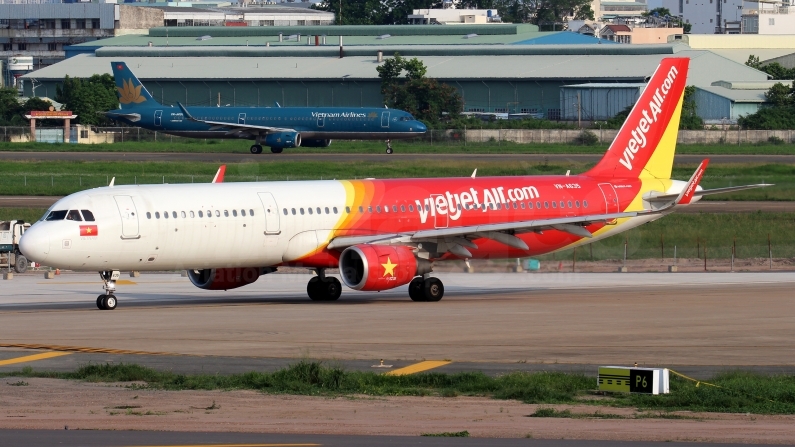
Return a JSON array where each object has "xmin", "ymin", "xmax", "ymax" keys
[
  {"xmin": 104, "ymin": 61, "xmax": 426, "ymax": 154},
  {"xmin": 23, "ymin": 58, "xmax": 769, "ymax": 310}
]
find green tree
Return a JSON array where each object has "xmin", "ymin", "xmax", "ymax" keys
[
  {"xmin": 745, "ymin": 55, "xmax": 795, "ymax": 79},
  {"xmin": 765, "ymin": 82, "xmax": 794, "ymax": 107},
  {"xmin": 0, "ymin": 87, "xmax": 24, "ymax": 126},
  {"xmin": 55, "ymin": 73, "xmax": 118, "ymax": 126},
  {"xmin": 377, "ymin": 53, "xmax": 463, "ymax": 124}
]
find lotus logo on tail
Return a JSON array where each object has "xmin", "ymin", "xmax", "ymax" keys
[{"xmin": 117, "ymin": 79, "xmax": 146, "ymax": 104}]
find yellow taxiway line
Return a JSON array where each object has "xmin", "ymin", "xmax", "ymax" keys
[
  {"xmin": 0, "ymin": 343, "xmax": 178, "ymax": 356},
  {"xmin": 0, "ymin": 351, "xmax": 72, "ymax": 366},
  {"xmin": 385, "ymin": 360, "xmax": 452, "ymax": 376}
]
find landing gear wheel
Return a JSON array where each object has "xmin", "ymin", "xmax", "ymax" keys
[
  {"xmin": 13, "ymin": 254, "xmax": 28, "ymax": 274},
  {"xmin": 97, "ymin": 294, "xmax": 106, "ymax": 310},
  {"xmin": 423, "ymin": 277, "xmax": 444, "ymax": 302},
  {"xmin": 271, "ymin": 147, "xmax": 283, "ymax": 154},
  {"xmin": 250, "ymin": 144, "xmax": 263, "ymax": 154},
  {"xmin": 102, "ymin": 294, "xmax": 117, "ymax": 310},
  {"xmin": 307, "ymin": 277, "xmax": 342, "ymax": 301},
  {"xmin": 385, "ymin": 147, "xmax": 393, "ymax": 154},
  {"xmin": 408, "ymin": 277, "xmax": 425, "ymax": 302}
]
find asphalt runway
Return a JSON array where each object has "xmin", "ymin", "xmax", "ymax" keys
[
  {"xmin": 2, "ymin": 195, "xmax": 793, "ymax": 214},
  {"xmin": 2, "ymin": 151, "xmax": 795, "ymax": 164},
  {"xmin": 2, "ymin": 272, "xmax": 794, "ymax": 370},
  {"xmin": 0, "ymin": 430, "xmax": 778, "ymax": 447}
]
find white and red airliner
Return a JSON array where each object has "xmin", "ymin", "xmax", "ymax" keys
[{"xmin": 20, "ymin": 58, "xmax": 767, "ymax": 310}]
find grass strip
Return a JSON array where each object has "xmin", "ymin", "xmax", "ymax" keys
[
  {"xmin": 3, "ymin": 362, "xmax": 795, "ymax": 414},
  {"xmin": 0, "ymin": 160, "xmax": 793, "ymax": 201},
  {"xmin": 421, "ymin": 431, "xmax": 470, "ymax": 437},
  {"xmin": 2, "ymin": 140, "xmax": 795, "ymax": 155}
]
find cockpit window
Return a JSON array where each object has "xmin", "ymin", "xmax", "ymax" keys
[
  {"xmin": 81, "ymin": 210, "xmax": 95, "ymax": 221},
  {"xmin": 401, "ymin": 115, "xmax": 416, "ymax": 121},
  {"xmin": 66, "ymin": 210, "xmax": 82, "ymax": 221},
  {"xmin": 45, "ymin": 210, "xmax": 67, "ymax": 221}
]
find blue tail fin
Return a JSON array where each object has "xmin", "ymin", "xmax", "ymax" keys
[{"xmin": 111, "ymin": 61, "xmax": 158, "ymax": 109}]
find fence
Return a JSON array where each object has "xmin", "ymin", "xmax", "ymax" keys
[{"xmin": 2, "ymin": 127, "xmax": 795, "ymax": 145}]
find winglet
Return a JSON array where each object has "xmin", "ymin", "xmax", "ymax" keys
[
  {"xmin": 676, "ymin": 159, "xmax": 709, "ymax": 205},
  {"xmin": 177, "ymin": 102, "xmax": 196, "ymax": 121},
  {"xmin": 212, "ymin": 165, "xmax": 226, "ymax": 183}
]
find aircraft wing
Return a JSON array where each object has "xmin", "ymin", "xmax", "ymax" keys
[
  {"xmin": 177, "ymin": 103, "xmax": 294, "ymax": 134},
  {"xmin": 327, "ymin": 209, "xmax": 659, "ymax": 252}
]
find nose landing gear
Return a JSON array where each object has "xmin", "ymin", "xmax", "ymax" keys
[
  {"xmin": 96, "ymin": 270, "xmax": 120, "ymax": 310},
  {"xmin": 385, "ymin": 140, "xmax": 393, "ymax": 154}
]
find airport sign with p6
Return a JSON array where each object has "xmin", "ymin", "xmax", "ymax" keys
[{"xmin": 598, "ymin": 366, "xmax": 670, "ymax": 394}]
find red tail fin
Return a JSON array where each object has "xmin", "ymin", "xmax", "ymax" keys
[{"xmin": 587, "ymin": 58, "xmax": 690, "ymax": 180}]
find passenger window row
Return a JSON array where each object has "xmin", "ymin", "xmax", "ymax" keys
[
  {"xmin": 45, "ymin": 209, "xmax": 95, "ymax": 222},
  {"xmin": 146, "ymin": 209, "xmax": 255, "ymax": 220}
]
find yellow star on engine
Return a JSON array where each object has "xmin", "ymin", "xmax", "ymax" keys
[{"xmin": 382, "ymin": 257, "xmax": 397, "ymax": 277}]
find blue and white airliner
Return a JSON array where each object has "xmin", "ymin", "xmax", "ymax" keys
[{"xmin": 104, "ymin": 61, "xmax": 427, "ymax": 154}]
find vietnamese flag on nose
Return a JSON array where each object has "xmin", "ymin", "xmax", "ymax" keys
[{"xmin": 80, "ymin": 225, "xmax": 98, "ymax": 236}]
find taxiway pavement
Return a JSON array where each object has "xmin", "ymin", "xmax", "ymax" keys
[{"xmin": 1, "ymin": 272, "xmax": 794, "ymax": 372}]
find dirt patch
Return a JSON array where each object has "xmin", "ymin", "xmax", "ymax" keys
[{"xmin": 2, "ymin": 378, "xmax": 794, "ymax": 443}]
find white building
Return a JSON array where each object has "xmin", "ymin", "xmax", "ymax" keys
[
  {"xmin": 408, "ymin": 8, "xmax": 501, "ymax": 25},
  {"xmin": 741, "ymin": 1, "xmax": 795, "ymax": 34},
  {"xmin": 682, "ymin": 0, "xmax": 746, "ymax": 34}
]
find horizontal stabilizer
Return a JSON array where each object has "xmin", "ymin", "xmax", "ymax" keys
[{"xmin": 646, "ymin": 183, "xmax": 774, "ymax": 203}]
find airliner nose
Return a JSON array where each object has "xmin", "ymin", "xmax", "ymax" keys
[
  {"xmin": 415, "ymin": 121, "xmax": 427, "ymax": 133},
  {"xmin": 19, "ymin": 226, "xmax": 49, "ymax": 263}
]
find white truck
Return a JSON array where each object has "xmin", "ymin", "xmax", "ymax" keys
[{"xmin": 1, "ymin": 220, "xmax": 31, "ymax": 273}]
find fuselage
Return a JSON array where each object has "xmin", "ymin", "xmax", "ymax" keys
[
  {"xmin": 108, "ymin": 106, "xmax": 427, "ymax": 141},
  {"xmin": 20, "ymin": 175, "xmax": 694, "ymax": 272}
]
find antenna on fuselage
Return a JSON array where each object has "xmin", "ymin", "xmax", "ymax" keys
[
  {"xmin": 274, "ymin": 101, "xmax": 281, "ymax": 108},
  {"xmin": 565, "ymin": 170, "xmax": 570, "ymax": 176},
  {"xmin": 471, "ymin": 169, "xmax": 477, "ymax": 179},
  {"xmin": 109, "ymin": 177, "xmax": 115, "ymax": 187}
]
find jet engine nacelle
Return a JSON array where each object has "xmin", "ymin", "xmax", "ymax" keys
[
  {"xmin": 339, "ymin": 245, "xmax": 431, "ymax": 291},
  {"xmin": 187, "ymin": 267, "xmax": 262, "ymax": 290},
  {"xmin": 264, "ymin": 132, "xmax": 301, "ymax": 149},
  {"xmin": 301, "ymin": 139, "xmax": 332, "ymax": 148}
]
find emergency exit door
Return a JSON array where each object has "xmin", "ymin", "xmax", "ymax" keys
[
  {"xmin": 114, "ymin": 195, "xmax": 140, "ymax": 239},
  {"xmin": 258, "ymin": 192, "xmax": 280, "ymax": 234}
]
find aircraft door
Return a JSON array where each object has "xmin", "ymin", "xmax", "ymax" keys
[
  {"xmin": 317, "ymin": 115, "xmax": 324, "ymax": 128},
  {"xmin": 598, "ymin": 183, "xmax": 620, "ymax": 214},
  {"xmin": 381, "ymin": 111, "xmax": 390, "ymax": 128},
  {"xmin": 238, "ymin": 113, "xmax": 246, "ymax": 124},
  {"xmin": 114, "ymin": 195, "xmax": 140, "ymax": 239},
  {"xmin": 431, "ymin": 194, "xmax": 448, "ymax": 229},
  {"xmin": 154, "ymin": 110, "xmax": 162, "ymax": 127},
  {"xmin": 258, "ymin": 192, "xmax": 281, "ymax": 234}
]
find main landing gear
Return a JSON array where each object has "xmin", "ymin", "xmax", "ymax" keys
[
  {"xmin": 250, "ymin": 144, "xmax": 263, "ymax": 154},
  {"xmin": 97, "ymin": 270, "xmax": 120, "ymax": 310},
  {"xmin": 408, "ymin": 275, "xmax": 444, "ymax": 302},
  {"xmin": 307, "ymin": 268, "xmax": 342, "ymax": 301},
  {"xmin": 385, "ymin": 140, "xmax": 393, "ymax": 154}
]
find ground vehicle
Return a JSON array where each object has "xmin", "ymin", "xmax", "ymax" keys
[{"xmin": 1, "ymin": 220, "xmax": 31, "ymax": 273}]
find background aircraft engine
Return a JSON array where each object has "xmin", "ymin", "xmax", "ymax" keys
[
  {"xmin": 339, "ymin": 245, "xmax": 431, "ymax": 291},
  {"xmin": 264, "ymin": 132, "xmax": 301, "ymax": 149},
  {"xmin": 187, "ymin": 267, "xmax": 262, "ymax": 290},
  {"xmin": 301, "ymin": 139, "xmax": 332, "ymax": 148}
]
